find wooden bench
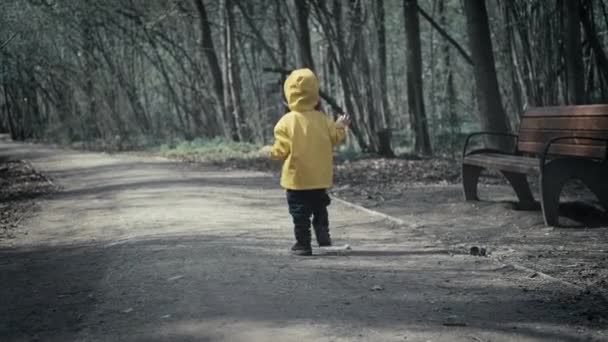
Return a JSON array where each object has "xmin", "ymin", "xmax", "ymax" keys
[{"xmin": 462, "ymin": 104, "xmax": 608, "ymax": 226}]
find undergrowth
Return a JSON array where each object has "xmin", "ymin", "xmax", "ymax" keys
[{"xmin": 158, "ymin": 138, "xmax": 263, "ymax": 162}]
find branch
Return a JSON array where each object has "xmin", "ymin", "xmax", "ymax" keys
[
  {"xmin": 0, "ymin": 33, "xmax": 18, "ymax": 51},
  {"xmin": 233, "ymin": 0, "xmax": 281, "ymax": 65},
  {"xmin": 416, "ymin": 4, "xmax": 473, "ymax": 66},
  {"xmin": 263, "ymin": 67, "xmax": 345, "ymax": 114}
]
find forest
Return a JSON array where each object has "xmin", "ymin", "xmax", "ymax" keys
[{"xmin": 0, "ymin": 0, "xmax": 604, "ymax": 156}]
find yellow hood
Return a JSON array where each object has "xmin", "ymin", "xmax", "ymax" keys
[{"xmin": 284, "ymin": 68, "xmax": 320, "ymax": 112}]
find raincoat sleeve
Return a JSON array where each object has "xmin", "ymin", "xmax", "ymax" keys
[
  {"xmin": 270, "ymin": 117, "xmax": 291, "ymax": 160},
  {"xmin": 328, "ymin": 117, "xmax": 346, "ymax": 146}
]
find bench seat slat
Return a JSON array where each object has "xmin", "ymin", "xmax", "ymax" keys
[
  {"xmin": 518, "ymin": 129, "xmax": 608, "ymax": 145},
  {"xmin": 518, "ymin": 142, "xmax": 606, "ymax": 159},
  {"xmin": 520, "ymin": 117, "xmax": 608, "ymax": 131},
  {"xmin": 463, "ymin": 153, "xmax": 539, "ymax": 175},
  {"xmin": 524, "ymin": 104, "xmax": 608, "ymax": 117}
]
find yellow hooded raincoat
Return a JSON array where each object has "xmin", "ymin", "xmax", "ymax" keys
[{"xmin": 270, "ymin": 69, "xmax": 346, "ymax": 190}]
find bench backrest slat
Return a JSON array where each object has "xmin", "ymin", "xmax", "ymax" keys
[{"xmin": 517, "ymin": 105, "xmax": 608, "ymax": 159}]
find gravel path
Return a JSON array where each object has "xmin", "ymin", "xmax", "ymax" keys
[{"xmin": 0, "ymin": 141, "xmax": 606, "ymax": 342}]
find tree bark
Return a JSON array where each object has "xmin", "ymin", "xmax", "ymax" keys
[
  {"xmin": 403, "ymin": 0, "xmax": 432, "ymax": 155},
  {"xmin": 81, "ymin": 18, "xmax": 101, "ymax": 139},
  {"xmin": 464, "ymin": 0, "xmax": 512, "ymax": 150},
  {"xmin": 275, "ymin": 0, "xmax": 287, "ymax": 84},
  {"xmin": 375, "ymin": 0, "xmax": 390, "ymax": 130},
  {"xmin": 502, "ymin": 1, "xmax": 524, "ymax": 114},
  {"xmin": 225, "ymin": 0, "xmax": 248, "ymax": 141},
  {"xmin": 439, "ymin": 0, "xmax": 459, "ymax": 156},
  {"xmin": 294, "ymin": 0, "xmax": 315, "ymax": 69},
  {"xmin": 580, "ymin": 0, "xmax": 608, "ymax": 97},
  {"xmin": 193, "ymin": 0, "xmax": 230, "ymax": 139},
  {"xmin": 564, "ymin": 0, "xmax": 586, "ymax": 104},
  {"xmin": 373, "ymin": 0, "xmax": 395, "ymax": 157},
  {"xmin": 221, "ymin": 0, "xmax": 239, "ymax": 141}
]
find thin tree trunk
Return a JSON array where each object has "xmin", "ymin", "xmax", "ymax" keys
[
  {"xmin": 439, "ymin": 0, "xmax": 458, "ymax": 157},
  {"xmin": 581, "ymin": 0, "xmax": 608, "ymax": 93},
  {"xmin": 82, "ymin": 18, "xmax": 101, "ymax": 140},
  {"xmin": 374, "ymin": 0, "xmax": 395, "ymax": 157},
  {"xmin": 403, "ymin": 0, "xmax": 432, "ymax": 155},
  {"xmin": 225, "ymin": 0, "xmax": 247, "ymax": 141},
  {"xmin": 564, "ymin": 0, "xmax": 586, "ymax": 104},
  {"xmin": 464, "ymin": 0, "xmax": 512, "ymax": 150},
  {"xmin": 294, "ymin": 0, "xmax": 315, "ymax": 69},
  {"xmin": 275, "ymin": 0, "xmax": 287, "ymax": 79},
  {"xmin": 193, "ymin": 0, "xmax": 230, "ymax": 139},
  {"xmin": 3, "ymin": 83, "xmax": 16, "ymax": 140},
  {"xmin": 503, "ymin": 0, "xmax": 523, "ymax": 114}
]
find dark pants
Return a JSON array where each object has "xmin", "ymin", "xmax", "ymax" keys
[{"xmin": 286, "ymin": 189, "xmax": 331, "ymax": 246}]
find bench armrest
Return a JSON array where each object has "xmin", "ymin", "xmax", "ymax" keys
[
  {"xmin": 540, "ymin": 136, "xmax": 608, "ymax": 172},
  {"xmin": 463, "ymin": 131, "xmax": 518, "ymax": 158}
]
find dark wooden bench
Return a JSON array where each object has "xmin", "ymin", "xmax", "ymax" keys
[{"xmin": 462, "ymin": 104, "xmax": 608, "ymax": 226}]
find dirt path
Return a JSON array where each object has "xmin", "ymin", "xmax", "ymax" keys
[{"xmin": 0, "ymin": 141, "xmax": 606, "ymax": 342}]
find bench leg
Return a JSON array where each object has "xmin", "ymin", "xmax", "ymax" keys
[
  {"xmin": 540, "ymin": 166, "xmax": 563, "ymax": 227},
  {"xmin": 500, "ymin": 171, "xmax": 536, "ymax": 209},
  {"xmin": 580, "ymin": 163, "xmax": 608, "ymax": 212},
  {"xmin": 591, "ymin": 185, "xmax": 608, "ymax": 211},
  {"xmin": 541, "ymin": 158, "xmax": 607, "ymax": 226},
  {"xmin": 462, "ymin": 164, "xmax": 483, "ymax": 201}
]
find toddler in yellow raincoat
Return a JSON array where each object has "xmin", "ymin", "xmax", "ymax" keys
[{"xmin": 263, "ymin": 68, "xmax": 350, "ymax": 256}]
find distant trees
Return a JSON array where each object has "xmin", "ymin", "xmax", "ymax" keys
[{"xmin": 1, "ymin": 0, "xmax": 607, "ymax": 155}]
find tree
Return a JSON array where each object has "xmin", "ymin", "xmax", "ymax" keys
[
  {"xmin": 294, "ymin": 0, "xmax": 315, "ymax": 69},
  {"xmin": 438, "ymin": 0, "xmax": 459, "ymax": 156},
  {"xmin": 224, "ymin": 0, "xmax": 248, "ymax": 141},
  {"xmin": 464, "ymin": 0, "xmax": 511, "ymax": 150},
  {"xmin": 193, "ymin": 0, "xmax": 230, "ymax": 139},
  {"xmin": 564, "ymin": 0, "xmax": 586, "ymax": 104},
  {"xmin": 403, "ymin": 0, "xmax": 432, "ymax": 155},
  {"xmin": 374, "ymin": 0, "xmax": 395, "ymax": 157}
]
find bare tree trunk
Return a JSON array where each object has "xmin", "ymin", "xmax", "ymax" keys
[
  {"xmin": 564, "ymin": 0, "xmax": 586, "ymax": 104},
  {"xmin": 439, "ymin": 0, "xmax": 459, "ymax": 157},
  {"xmin": 580, "ymin": 0, "xmax": 608, "ymax": 100},
  {"xmin": 294, "ymin": 0, "xmax": 315, "ymax": 69},
  {"xmin": 81, "ymin": 18, "xmax": 101, "ymax": 140},
  {"xmin": 464, "ymin": 0, "xmax": 512, "ymax": 150},
  {"xmin": 275, "ymin": 0, "xmax": 287, "ymax": 77},
  {"xmin": 502, "ymin": 1, "xmax": 524, "ymax": 114},
  {"xmin": 193, "ymin": 0, "xmax": 230, "ymax": 139},
  {"xmin": 327, "ymin": 0, "xmax": 368, "ymax": 150},
  {"xmin": 225, "ymin": 0, "xmax": 247, "ymax": 141},
  {"xmin": 218, "ymin": 0, "xmax": 237, "ymax": 141},
  {"xmin": 375, "ymin": 0, "xmax": 390, "ymax": 129},
  {"xmin": 2, "ymin": 83, "xmax": 16, "ymax": 140},
  {"xmin": 374, "ymin": 0, "xmax": 395, "ymax": 157},
  {"xmin": 403, "ymin": 0, "xmax": 432, "ymax": 155}
]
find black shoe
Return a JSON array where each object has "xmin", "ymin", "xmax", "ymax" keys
[
  {"xmin": 290, "ymin": 243, "xmax": 312, "ymax": 256},
  {"xmin": 317, "ymin": 238, "xmax": 332, "ymax": 247},
  {"xmin": 316, "ymin": 232, "xmax": 332, "ymax": 247}
]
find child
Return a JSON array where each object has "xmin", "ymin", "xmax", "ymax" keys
[{"xmin": 264, "ymin": 68, "xmax": 350, "ymax": 256}]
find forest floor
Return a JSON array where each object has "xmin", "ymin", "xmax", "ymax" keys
[{"xmin": 1, "ymin": 139, "xmax": 607, "ymax": 341}]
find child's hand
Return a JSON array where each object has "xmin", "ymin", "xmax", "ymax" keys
[
  {"xmin": 336, "ymin": 114, "xmax": 351, "ymax": 129},
  {"xmin": 258, "ymin": 145, "xmax": 273, "ymax": 156}
]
